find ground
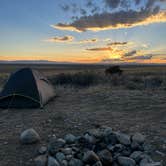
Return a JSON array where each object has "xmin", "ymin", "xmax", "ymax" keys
[{"xmin": 0, "ymin": 64, "xmax": 166, "ymax": 166}]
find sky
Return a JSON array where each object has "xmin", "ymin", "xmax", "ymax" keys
[{"xmin": 0, "ymin": 0, "xmax": 166, "ymax": 63}]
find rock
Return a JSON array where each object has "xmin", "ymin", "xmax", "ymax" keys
[
  {"xmin": 131, "ymin": 141, "xmax": 140, "ymax": 150},
  {"xmin": 66, "ymin": 155, "xmax": 73, "ymax": 161},
  {"xmin": 62, "ymin": 148, "xmax": 73, "ymax": 155},
  {"xmin": 103, "ymin": 126, "xmax": 113, "ymax": 136},
  {"xmin": 84, "ymin": 133, "xmax": 97, "ymax": 144},
  {"xmin": 140, "ymin": 158, "xmax": 150, "ymax": 166},
  {"xmin": 122, "ymin": 147, "xmax": 132, "ymax": 156},
  {"xmin": 34, "ymin": 155, "xmax": 47, "ymax": 166},
  {"xmin": 20, "ymin": 128, "xmax": 40, "ymax": 144},
  {"xmin": 48, "ymin": 156, "xmax": 60, "ymax": 166},
  {"xmin": 118, "ymin": 156, "xmax": 136, "ymax": 166},
  {"xmin": 116, "ymin": 132, "xmax": 131, "ymax": 145},
  {"xmin": 105, "ymin": 133, "xmax": 118, "ymax": 145},
  {"xmin": 38, "ymin": 146, "xmax": 47, "ymax": 155},
  {"xmin": 61, "ymin": 160, "xmax": 68, "ymax": 166},
  {"xmin": 141, "ymin": 162, "xmax": 162, "ymax": 166},
  {"xmin": 48, "ymin": 138, "xmax": 66, "ymax": 155},
  {"xmin": 92, "ymin": 161, "xmax": 103, "ymax": 166},
  {"xmin": 83, "ymin": 151, "xmax": 100, "ymax": 164},
  {"xmin": 140, "ymin": 154, "xmax": 153, "ymax": 163},
  {"xmin": 132, "ymin": 133, "xmax": 145, "ymax": 144},
  {"xmin": 55, "ymin": 152, "xmax": 65, "ymax": 163},
  {"xmin": 68, "ymin": 158, "xmax": 83, "ymax": 166},
  {"xmin": 64, "ymin": 134, "xmax": 76, "ymax": 144},
  {"xmin": 114, "ymin": 144, "xmax": 125, "ymax": 153},
  {"xmin": 98, "ymin": 149, "xmax": 113, "ymax": 166},
  {"xmin": 87, "ymin": 129, "xmax": 103, "ymax": 138},
  {"xmin": 130, "ymin": 151, "xmax": 143, "ymax": 163}
]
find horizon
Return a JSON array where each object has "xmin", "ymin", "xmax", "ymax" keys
[{"xmin": 0, "ymin": 0, "xmax": 166, "ymax": 64}]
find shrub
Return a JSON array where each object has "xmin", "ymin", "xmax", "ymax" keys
[
  {"xmin": 50, "ymin": 72, "xmax": 99, "ymax": 87},
  {"xmin": 105, "ymin": 65, "xmax": 123, "ymax": 76}
]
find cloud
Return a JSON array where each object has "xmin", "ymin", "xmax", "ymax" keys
[
  {"xmin": 123, "ymin": 50, "xmax": 137, "ymax": 57},
  {"xmin": 52, "ymin": 9, "xmax": 166, "ymax": 32},
  {"xmin": 107, "ymin": 41, "xmax": 128, "ymax": 46},
  {"xmin": 60, "ymin": 4, "xmax": 70, "ymax": 11},
  {"xmin": 101, "ymin": 58, "xmax": 123, "ymax": 63},
  {"xmin": 79, "ymin": 38, "xmax": 98, "ymax": 44},
  {"xmin": 104, "ymin": 0, "xmax": 121, "ymax": 8},
  {"xmin": 45, "ymin": 36, "xmax": 74, "ymax": 42},
  {"xmin": 135, "ymin": 0, "xmax": 141, "ymax": 5},
  {"xmin": 126, "ymin": 55, "xmax": 153, "ymax": 60},
  {"xmin": 86, "ymin": 47, "xmax": 113, "ymax": 51}
]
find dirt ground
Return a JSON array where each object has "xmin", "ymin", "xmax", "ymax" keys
[{"xmin": 0, "ymin": 85, "xmax": 166, "ymax": 166}]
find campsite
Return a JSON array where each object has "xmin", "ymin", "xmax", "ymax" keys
[{"xmin": 0, "ymin": 64, "xmax": 165, "ymax": 166}]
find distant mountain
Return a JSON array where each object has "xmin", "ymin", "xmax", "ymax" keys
[{"xmin": 0, "ymin": 60, "xmax": 76, "ymax": 64}]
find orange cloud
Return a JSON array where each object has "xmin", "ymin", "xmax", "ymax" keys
[
  {"xmin": 86, "ymin": 47, "xmax": 113, "ymax": 51},
  {"xmin": 45, "ymin": 36, "xmax": 74, "ymax": 42},
  {"xmin": 79, "ymin": 38, "xmax": 98, "ymax": 44}
]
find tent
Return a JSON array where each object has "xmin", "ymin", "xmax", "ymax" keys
[{"xmin": 0, "ymin": 68, "xmax": 55, "ymax": 108}]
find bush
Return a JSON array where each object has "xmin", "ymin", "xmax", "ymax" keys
[
  {"xmin": 50, "ymin": 72, "xmax": 99, "ymax": 87},
  {"xmin": 105, "ymin": 65, "xmax": 123, "ymax": 76}
]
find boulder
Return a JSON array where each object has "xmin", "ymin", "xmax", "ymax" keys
[
  {"xmin": 98, "ymin": 149, "xmax": 113, "ymax": 166},
  {"xmin": 64, "ymin": 134, "xmax": 76, "ymax": 144},
  {"xmin": 48, "ymin": 156, "xmax": 60, "ymax": 166},
  {"xmin": 130, "ymin": 151, "xmax": 143, "ymax": 163},
  {"xmin": 132, "ymin": 133, "xmax": 145, "ymax": 144},
  {"xmin": 34, "ymin": 155, "xmax": 47, "ymax": 166},
  {"xmin": 38, "ymin": 146, "xmax": 47, "ymax": 155},
  {"xmin": 92, "ymin": 161, "xmax": 103, "ymax": 166},
  {"xmin": 83, "ymin": 151, "xmax": 100, "ymax": 164},
  {"xmin": 55, "ymin": 152, "xmax": 65, "ymax": 163},
  {"xmin": 68, "ymin": 158, "xmax": 83, "ymax": 166},
  {"xmin": 48, "ymin": 138, "xmax": 66, "ymax": 155},
  {"xmin": 20, "ymin": 128, "xmax": 40, "ymax": 144},
  {"xmin": 116, "ymin": 132, "xmax": 131, "ymax": 145},
  {"xmin": 118, "ymin": 156, "xmax": 136, "ymax": 166}
]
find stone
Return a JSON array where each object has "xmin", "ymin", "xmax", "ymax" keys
[
  {"xmin": 84, "ymin": 133, "xmax": 97, "ymax": 144},
  {"xmin": 92, "ymin": 161, "xmax": 103, "ymax": 166},
  {"xmin": 130, "ymin": 151, "xmax": 143, "ymax": 163},
  {"xmin": 62, "ymin": 148, "xmax": 73, "ymax": 155},
  {"xmin": 34, "ymin": 155, "xmax": 47, "ymax": 166},
  {"xmin": 98, "ymin": 149, "xmax": 113, "ymax": 166},
  {"xmin": 38, "ymin": 146, "xmax": 47, "ymax": 155},
  {"xmin": 68, "ymin": 158, "xmax": 83, "ymax": 166},
  {"xmin": 105, "ymin": 133, "xmax": 118, "ymax": 145},
  {"xmin": 20, "ymin": 128, "xmax": 40, "ymax": 144},
  {"xmin": 66, "ymin": 155, "xmax": 73, "ymax": 161},
  {"xmin": 83, "ymin": 151, "xmax": 100, "ymax": 164},
  {"xmin": 103, "ymin": 127, "xmax": 113, "ymax": 136},
  {"xmin": 61, "ymin": 160, "xmax": 68, "ymax": 166},
  {"xmin": 118, "ymin": 156, "xmax": 136, "ymax": 166},
  {"xmin": 140, "ymin": 158, "xmax": 150, "ymax": 166},
  {"xmin": 87, "ymin": 129, "xmax": 103, "ymax": 138},
  {"xmin": 116, "ymin": 132, "xmax": 131, "ymax": 145},
  {"xmin": 48, "ymin": 138, "xmax": 66, "ymax": 155},
  {"xmin": 55, "ymin": 152, "xmax": 65, "ymax": 163},
  {"xmin": 122, "ymin": 147, "xmax": 132, "ymax": 156},
  {"xmin": 131, "ymin": 141, "xmax": 140, "ymax": 150},
  {"xmin": 64, "ymin": 134, "xmax": 76, "ymax": 144},
  {"xmin": 132, "ymin": 133, "xmax": 145, "ymax": 144},
  {"xmin": 48, "ymin": 156, "xmax": 60, "ymax": 166},
  {"xmin": 114, "ymin": 144, "xmax": 125, "ymax": 153},
  {"xmin": 141, "ymin": 162, "xmax": 162, "ymax": 166}
]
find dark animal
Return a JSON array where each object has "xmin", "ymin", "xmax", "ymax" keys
[{"xmin": 105, "ymin": 66, "xmax": 123, "ymax": 76}]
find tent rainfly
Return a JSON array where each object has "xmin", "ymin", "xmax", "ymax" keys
[{"xmin": 0, "ymin": 68, "xmax": 55, "ymax": 108}]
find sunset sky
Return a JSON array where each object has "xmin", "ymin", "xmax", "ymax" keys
[{"xmin": 0, "ymin": 0, "xmax": 166, "ymax": 63}]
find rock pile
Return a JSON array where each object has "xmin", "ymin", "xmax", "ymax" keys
[{"xmin": 21, "ymin": 126, "xmax": 162, "ymax": 166}]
